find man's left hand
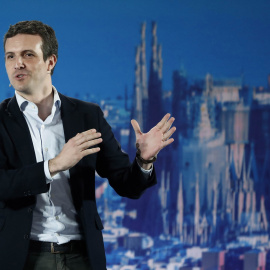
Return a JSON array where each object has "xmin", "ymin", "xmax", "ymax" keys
[{"xmin": 131, "ymin": 113, "xmax": 176, "ymax": 167}]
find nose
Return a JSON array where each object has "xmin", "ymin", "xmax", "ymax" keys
[{"xmin": 14, "ymin": 57, "xmax": 25, "ymax": 70}]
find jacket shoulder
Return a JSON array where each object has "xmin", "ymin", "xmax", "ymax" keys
[
  {"xmin": 69, "ymin": 96, "xmax": 100, "ymax": 110},
  {"xmin": 60, "ymin": 94, "xmax": 101, "ymax": 114},
  {"xmin": 0, "ymin": 98, "xmax": 12, "ymax": 113}
]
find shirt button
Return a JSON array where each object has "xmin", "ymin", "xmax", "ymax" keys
[
  {"xmin": 55, "ymin": 216, "xmax": 59, "ymax": 220},
  {"xmin": 44, "ymin": 147, "xmax": 48, "ymax": 152},
  {"xmin": 24, "ymin": 234, "xmax": 29, "ymax": 239},
  {"xmin": 41, "ymin": 124, "xmax": 45, "ymax": 129},
  {"xmin": 28, "ymin": 208, "xmax": 33, "ymax": 213}
]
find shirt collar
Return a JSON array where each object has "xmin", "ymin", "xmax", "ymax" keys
[{"xmin": 15, "ymin": 85, "xmax": 61, "ymax": 112}]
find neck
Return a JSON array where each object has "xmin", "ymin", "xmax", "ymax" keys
[
  {"xmin": 16, "ymin": 86, "xmax": 55, "ymax": 121},
  {"xmin": 36, "ymin": 91, "xmax": 54, "ymax": 121}
]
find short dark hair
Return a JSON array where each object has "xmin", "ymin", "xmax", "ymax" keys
[{"xmin": 4, "ymin": 20, "xmax": 58, "ymax": 75}]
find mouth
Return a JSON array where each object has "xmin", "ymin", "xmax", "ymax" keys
[{"xmin": 14, "ymin": 74, "xmax": 27, "ymax": 80}]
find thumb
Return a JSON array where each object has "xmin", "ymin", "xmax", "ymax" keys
[{"xmin": 131, "ymin": 119, "xmax": 142, "ymax": 135}]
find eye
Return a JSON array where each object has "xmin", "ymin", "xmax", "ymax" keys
[
  {"xmin": 25, "ymin": 53, "xmax": 34, "ymax": 57},
  {"xmin": 6, "ymin": 55, "xmax": 14, "ymax": 60}
]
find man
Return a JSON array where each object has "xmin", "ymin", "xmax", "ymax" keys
[{"xmin": 0, "ymin": 20, "xmax": 175, "ymax": 270}]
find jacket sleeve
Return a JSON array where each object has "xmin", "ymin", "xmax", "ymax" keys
[
  {"xmin": 95, "ymin": 106, "xmax": 157, "ymax": 199},
  {"xmin": 0, "ymin": 126, "xmax": 48, "ymax": 201}
]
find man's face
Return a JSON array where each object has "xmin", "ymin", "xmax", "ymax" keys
[{"xmin": 5, "ymin": 34, "xmax": 54, "ymax": 95}]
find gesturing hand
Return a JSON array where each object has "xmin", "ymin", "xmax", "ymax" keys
[
  {"xmin": 131, "ymin": 113, "xmax": 176, "ymax": 162},
  {"xmin": 49, "ymin": 129, "xmax": 102, "ymax": 176}
]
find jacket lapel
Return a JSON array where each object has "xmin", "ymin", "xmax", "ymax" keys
[
  {"xmin": 58, "ymin": 93, "xmax": 85, "ymax": 142},
  {"xmin": 4, "ymin": 96, "xmax": 36, "ymax": 165}
]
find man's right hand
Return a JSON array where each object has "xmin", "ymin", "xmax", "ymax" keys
[{"xmin": 49, "ymin": 129, "xmax": 102, "ymax": 177}]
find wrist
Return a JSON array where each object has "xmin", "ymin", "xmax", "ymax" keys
[
  {"xmin": 48, "ymin": 158, "xmax": 61, "ymax": 177},
  {"xmin": 136, "ymin": 157, "xmax": 152, "ymax": 169},
  {"xmin": 136, "ymin": 149, "xmax": 157, "ymax": 165}
]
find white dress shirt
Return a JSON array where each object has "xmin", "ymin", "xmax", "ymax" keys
[{"xmin": 16, "ymin": 87, "xmax": 82, "ymax": 244}]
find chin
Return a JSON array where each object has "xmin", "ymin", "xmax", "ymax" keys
[
  {"xmin": 14, "ymin": 87, "xmax": 29, "ymax": 94},
  {"xmin": 14, "ymin": 87, "xmax": 25, "ymax": 92},
  {"xmin": 13, "ymin": 82, "xmax": 26, "ymax": 90}
]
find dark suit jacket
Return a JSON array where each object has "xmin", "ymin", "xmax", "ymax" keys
[{"xmin": 0, "ymin": 93, "xmax": 157, "ymax": 270}]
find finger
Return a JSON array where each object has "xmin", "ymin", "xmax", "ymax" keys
[
  {"xmin": 161, "ymin": 117, "xmax": 175, "ymax": 133},
  {"xmin": 81, "ymin": 147, "xmax": 101, "ymax": 157},
  {"xmin": 163, "ymin": 126, "xmax": 176, "ymax": 141},
  {"xmin": 75, "ymin": 129, "xmax": 96, "ymax": 140},
  {"xmin": 162, "ymin": 138, "xmax": 174, "ymax": 148},
  {"xmin": 83, "ymin": 129, "xmax": 97, "ymax": 136},
  {"xmin": 79, "ymin": 138, "xmax": 103, "ymax": 150},
  {"xmin": 156, "ymin": 113, "xmax": 171, "ymax": 130},
  {"xmin": 76, "ymin": 131, "xmax": 101, "ymax": 145},
  {"xmin": 131, "ymin": 119, "xmax": 142, "ymax": 135}
]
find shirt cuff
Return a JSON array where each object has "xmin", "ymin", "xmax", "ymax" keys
[
  {"xmin": 44, "ymin": 160, "xmax": 53, "ymax": 183},
  {"xmin": 136, "ymin": 159, "xmax": 153, "ymax": 176}
]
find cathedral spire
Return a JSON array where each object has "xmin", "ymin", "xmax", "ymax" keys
[
  {"xmin": 194, "ymin": 174, "xmax": 200, "ymax": 244},
  {"xmin": 177, "ymin": 174, "xmax": 184, "ymax": 240},
  {"xmin": 259, "ymin": 196, "xmax": 268, "ymax": 231},
  {"xmin": 147, "ymin": 21, "xmax": 164, "ymax": 131},
  {"xmin": 129, "ymin": 23, "xmax": 148, "ymax": 155},
  {"xmin": 140, "ymin": 22, "xmax": 148, "ymax": 102}
]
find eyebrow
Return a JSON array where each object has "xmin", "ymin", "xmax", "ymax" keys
[
  {"xmin": 5, "ymin": 49, "xmax": 36, "ymax": 56},
  {"xmin": 5, "ymin": 52, "xmax": 13, "ymax": 56}
]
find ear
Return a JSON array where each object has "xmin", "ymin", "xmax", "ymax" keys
[{"xmin": 46, "ymin": 54, "xmax": 57, "ymax": 74}]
